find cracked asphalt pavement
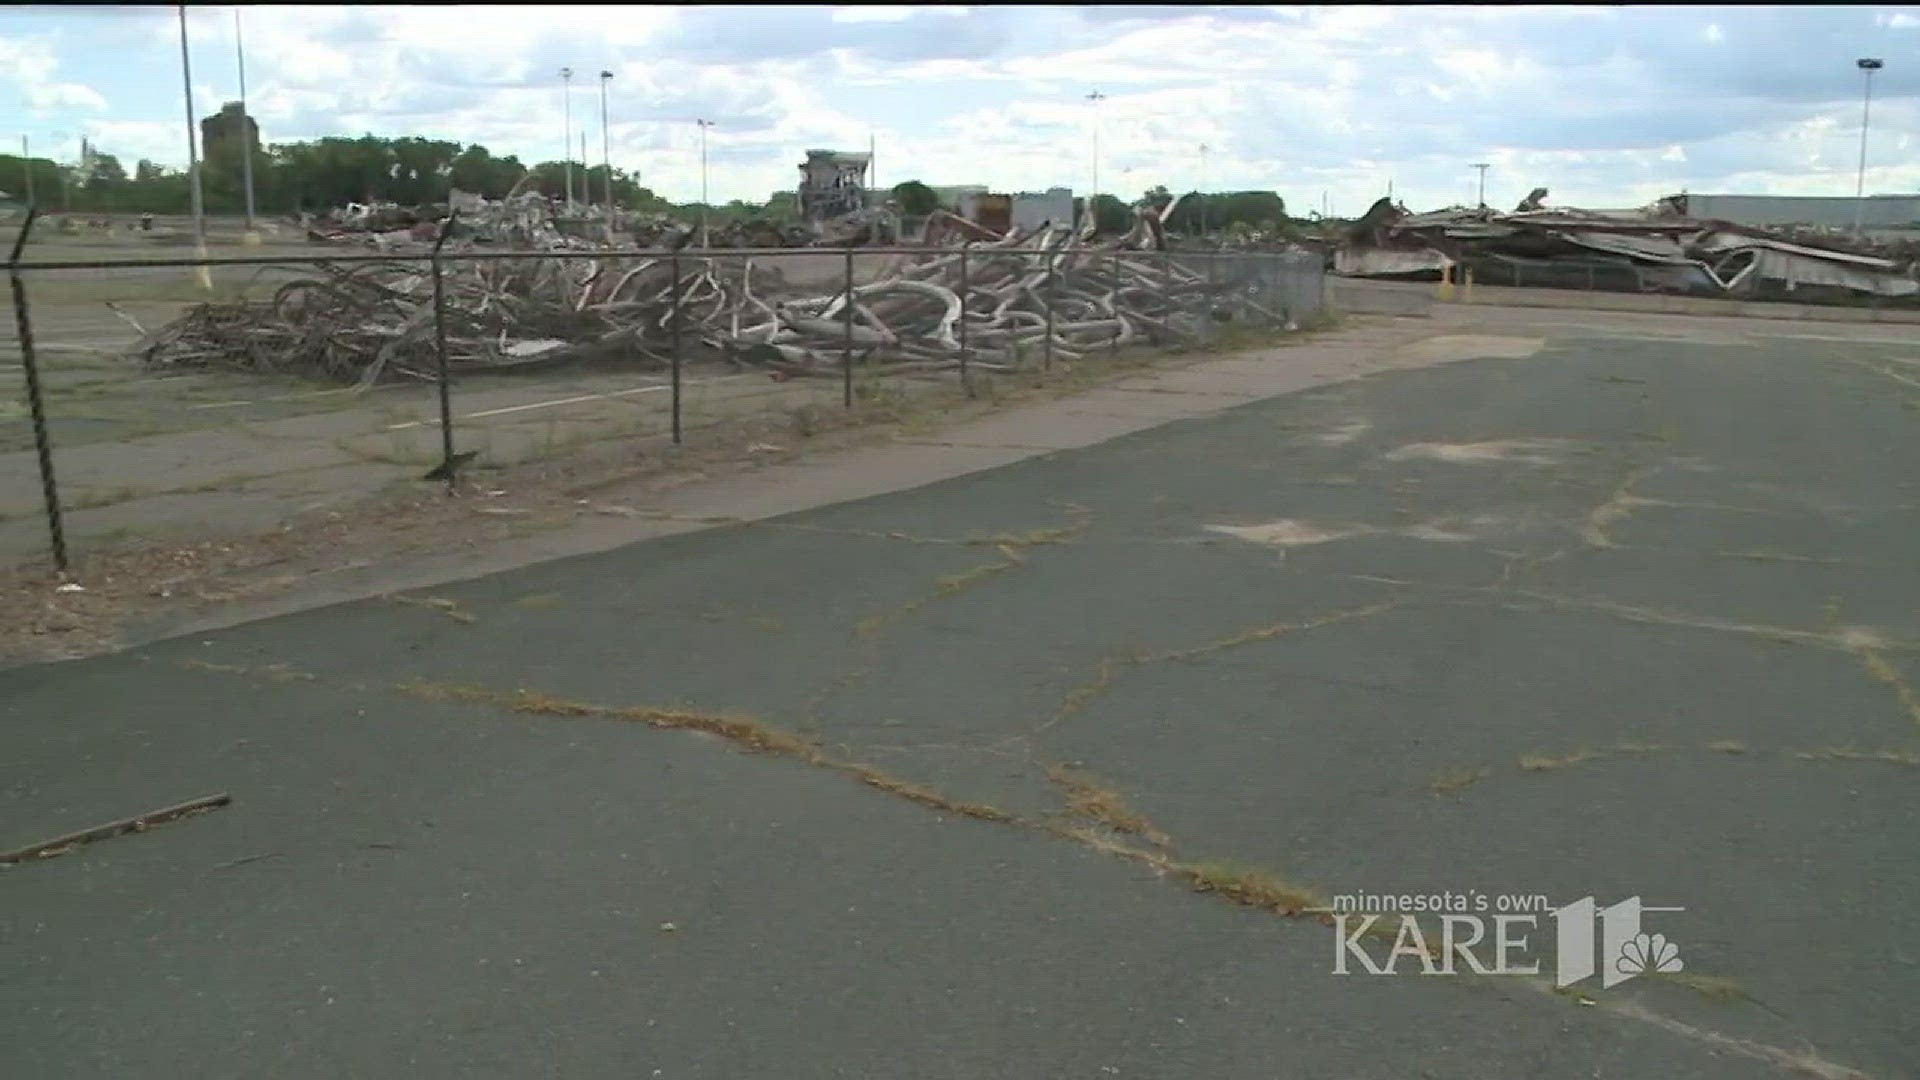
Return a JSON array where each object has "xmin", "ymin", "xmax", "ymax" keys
[{"xmin": 5, "ymin": 319, "xmax": 1919, "ymax": 1078}]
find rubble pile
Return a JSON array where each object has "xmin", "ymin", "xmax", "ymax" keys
[
  {"xmin": 128, "ymin": 204, "xmax": 1293, "ymax": 387},
  {"xmin": 1335, "ymin": 189, "xmax": 1920, "ymax": 302}
]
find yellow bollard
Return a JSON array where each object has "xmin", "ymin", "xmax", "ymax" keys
[
  {"xmin": 1463, "ymin": 267, "xmax": 1474, "ymax": 303},
  {"xmin": 240, "ymin": 230, "xmax": 262, "ymax": 247},
  {"xmin": 1436, "ymin": 262, "xmax": 1454, "ymax": 301}
]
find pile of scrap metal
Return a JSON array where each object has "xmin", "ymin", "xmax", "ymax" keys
[
  {"xmin": 124, "ymin": 204, "xmax": 1291, "ymax": 388},
  {"xmin": 299, "ymin": 201, "xmax": 439, "ymax": 245},
  {"xmin": 300, "ymin": 181, "xmax": 595, "ymax": 251},
  {"xmin": 1336, "ymin": 190, "xmax": 1920, "ymax": 302}
]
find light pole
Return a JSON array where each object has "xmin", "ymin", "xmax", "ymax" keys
[
  {"xmin": 598, "ymin": 70, "xmax": 613, "ymax": 232},
  {"xmin": 1854, "ymin": 58, "xmax": 1883, "ymax": 234},
  {"xmin": 234, "ymin": 8, "xmax": 256, "ymax": 234},
  {"xmin": 1086, "ymin": 90, "xmax": 1106, "ymax": 211},
  {"xmin": 177, "ymin": 5, "xmax": 210, "ymax": 288},
  {"xmin": 559, "ymin": 67, "xmax": 574, "ymax": 209},
  {"xmin": 19, "ymin": 135, "xmax": 32, "ymax": 206},
  {"xmin": 1472, "ymin": 162, "xmax": 1490, "ymax": 209},
  {"xmin": 695, "ymin": 118, "xmax": 714, "ymax": 246}
]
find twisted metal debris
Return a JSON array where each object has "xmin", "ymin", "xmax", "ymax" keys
[{"xmin": 130, "ymin": 206, "xmax": 1305, "ymax": 387}]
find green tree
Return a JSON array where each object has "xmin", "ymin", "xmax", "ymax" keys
[
  {"xmin": 449, "ymin": 145, "xmax": 527, "ymax": 199},
  {"xmin": 889, "ymin": 179, "xmax": 939, "ymax": 216},
  {"xmin": 1091, "ymin": 193, "xmax": 1130, "ymax": 235}
]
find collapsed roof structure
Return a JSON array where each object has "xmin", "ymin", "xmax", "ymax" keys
[{"xmin": 1336, "ymin": 189, "xmax": 1920, "ymax": 303}]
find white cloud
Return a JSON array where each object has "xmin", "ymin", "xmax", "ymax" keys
[
  {"xmin": 6, "ymin": 4, "xmax": 1919, "ymax": 211},
  {"xmin": 27, "ymin": 81, "xmax": 104, "ymax": 109},
  {"xmin": 833, "ymin": 6, "xmax": 918, "ymax": 23}
]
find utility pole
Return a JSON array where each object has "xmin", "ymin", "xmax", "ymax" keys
[
  {"xmin": 177, "ymin": 5, "xmax": 210, "ymax": 289},
  {"xmin": 559, "ymin": 67, "xmax": 574, "ymax": 209},
  {"xmin": 20, "ymin": 135, "xmax": 32, "ymax": 206},
  {"xmin": 1854, "ymin": 58, "xmax": 1884, "ymax": 234},
  {"xmin": 1198, "ymin": 142, "xmax": 1209, "ymax": 236},
  {"xmin": 1472, "ymin": 162, "xmax": 1490, "ymax": 209},
  {"xmin": 599, "ymin": 70, "xmax": 614, "ymax": 234},
  {"xmin": 868, "ymin": 131, "xmax": 876, "ymax": 206},
  {"xmin": 235, "ymin": 8, "xmax": 256, "ymax": 233}
]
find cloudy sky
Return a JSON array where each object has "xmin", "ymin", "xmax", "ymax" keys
[{"xmin": 4, "ymin": 4, "xmax": 1917, "ymax": 214}]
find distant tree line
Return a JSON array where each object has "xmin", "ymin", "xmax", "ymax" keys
[
  {"xmin": 0, "ymin": 106, "xmax": 1293, "ymax": 237},
  {"xmin": 0, "ymin": 105, "xmax": 797, "ymax": 223}
]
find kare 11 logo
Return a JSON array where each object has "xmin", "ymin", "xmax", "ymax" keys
[{"xmin": 1319, "ymin": 891, "xmax": 1685, "ymax": 988}]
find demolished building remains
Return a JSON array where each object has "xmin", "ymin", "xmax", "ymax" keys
[
  {"xmin": 1337, "ymin": 189, "xmax": 1920, "ymax": 304},
  {"xmin": 797, "ymin": 149, "xmax": 872, "ymax": 221}
]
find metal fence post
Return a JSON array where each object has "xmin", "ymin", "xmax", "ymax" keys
[
  {"xmin": 1107, "ymin": 252, "xmax": 1120, "ymax": 358},
  {"xmin": 958, "ymin": 246, "xmax": 973, "ymax": 397},
  {"xmin": 669, "ymin": 251, "xmax": 683, "ymax": 444},
  {"xmin": 842, "ymin": 247, "xmax": 854, "ymax": 410},
  {"xmin": 1206, "ymin": 247, "xmax": 1218, "ymax": 343},
  {"xmin": 7, "ymin": 208, "xmax": 68, "ymax": 576},
  {"xmin": 1042, "ymin": 250, "xmax": 1055, "ymax": 374},
  {"xmin": 429, "ymin": 210, "xmax": 459, "ymax": 490}
]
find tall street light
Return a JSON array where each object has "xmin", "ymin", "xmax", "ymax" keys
[
  {"xmin": 1086, "ymin": 90, "xmax": 1107, "ymax": 211},
  {"xmin": 695, "ymin": 118, "xmax": 714, "ymax": 246},
  {"xmin": 598, "ymin": 70, "xmax": 614, "ymax": 231},
  {"xmin": 234, "ymin": 8, "xmax": 256, "ymax": 235},
  {"xmin": 177, "ymin": 5, "xmax": 210, "ymax": 290},
  {"xmin": 1854, "ymin": 58, "xmax": 1884, "ymax": 234},
  {"xmin": 559, "ymin": 67, "xmax": 574, "ymax": 209},
  {"xmin": 1472, "ymin": 162, "xmax": 1490, "ymax": 209}
]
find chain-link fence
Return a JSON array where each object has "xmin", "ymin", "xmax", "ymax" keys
[{"xmin": 3, "ymin": 210, "xmax": 1326, "ymax": 574}]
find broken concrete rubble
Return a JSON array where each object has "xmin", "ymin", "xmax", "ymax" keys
[{"xmin": 1336, "ymin": 190, "xmax": 1920, "ymax": 304}]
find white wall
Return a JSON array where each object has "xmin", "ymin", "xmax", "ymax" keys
[{"xmin": 1011, "ymin": 187, "xmax": 1073, "ymax": 231}]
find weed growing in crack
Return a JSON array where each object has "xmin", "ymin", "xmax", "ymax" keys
[
  {"xmin": 1183, "ymin": 861, "xmax": 1326, "ymax": 916},
  {"xmin": 1517, "ymin": 749, "xmax": 1603, "ymax": 772},
  {"xmin": 1045, "ymin": 765, "xmax": 1170, "ymax": 846},
  {"xmin": 1791, "ymin": 746, "xmax": 1920, "ymax": 767},
  {"xmin": 1428, "ymin": 765, "xmax": 1490, "ymax": 796}
]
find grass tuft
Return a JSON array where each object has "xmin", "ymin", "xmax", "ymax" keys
[
  {"xmin": 1428, "ymin": 765, "xmax": 1490, "ymax": 796},
  {"xmin": 1046, "ymin": 765, "xmax": 1170, "ymax": 846},
  {"xmin": 1183, "ymin": 860, "xmax": 1326, "ymax": 916},
  {"xmin": 1518, "ymin": 749, "xmax": 1603, "ymax": 772}
]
